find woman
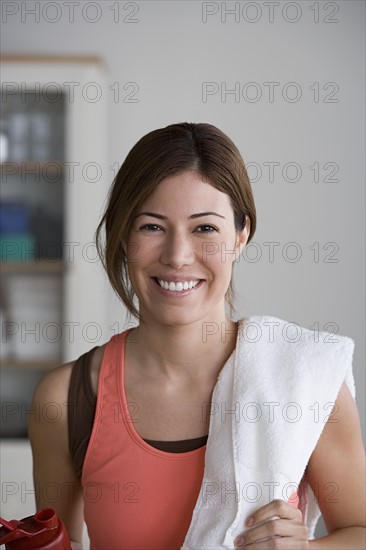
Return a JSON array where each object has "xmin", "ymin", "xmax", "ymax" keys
[{"xmin": 29, "ymin": 123, "xmax": 365, "ymax": 549}]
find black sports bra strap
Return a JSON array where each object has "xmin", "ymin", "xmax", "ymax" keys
[{"xmin": 67, "ymin": 347, "xmax": 98, "ymax": 478}]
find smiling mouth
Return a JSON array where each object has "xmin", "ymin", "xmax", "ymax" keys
[{"xmin": 152, "ymin": 277, "xmax": 204, "ymax": 293}]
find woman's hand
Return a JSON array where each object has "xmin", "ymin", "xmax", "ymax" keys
[{"xmin": 234, "ymin": 499, "xmax": 309, "ymax": 549}]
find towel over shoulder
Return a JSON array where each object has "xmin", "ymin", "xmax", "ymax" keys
[{"xmin": 181, "ymin": 315, "xmax": 356, "ymax": 549}]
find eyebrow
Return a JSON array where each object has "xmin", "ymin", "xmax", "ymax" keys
[{"xmin": 134, "ymin": 211, "xmax": 226, "ymax": 220}]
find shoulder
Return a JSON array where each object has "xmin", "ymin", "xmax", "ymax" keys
[
  {"xmin": 31, "ymin": 342, "xmax": 109, "ymax": 407},
  {"xmin": 28, "ymin": 362, "xmax": 74, "ymax": 450},
  {"xmin": 236, "ymin": 315, "xmax": 356, "ymax": 400},
  {"xmin": 28, "ymin": 360, "xmax": 76, "ymax": 445},
  {"xmin": 32, "ymin": 361, "xmax": 75, "ymax": 409},
  {"xmin": 240, "ymin": 313, "xmax": 351, "ymax": 336},
  {"xmin": 238, "ymin": 314, "xmax": 355, "ymax": 355},
  {"xmin": 32, "ymin": 325, "xmax": 134, "ymax": 407},
  {"xmin": 237, "ymin": 314, "xmax": 312, "ymax": 342}
]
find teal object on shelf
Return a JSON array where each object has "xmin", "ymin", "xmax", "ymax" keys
[{"xmin": 0, "ymin": 233, "xmax": 36, "ymax": 261}]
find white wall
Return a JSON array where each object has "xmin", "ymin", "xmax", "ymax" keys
[{"xmin": 2, "ymin": 0, "xmax": 365, "ymax": 541}]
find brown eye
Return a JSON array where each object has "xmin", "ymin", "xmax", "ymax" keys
[
  {"xmin": 196, "ymin": 225, "xmax": 218, "ymax": 233},
  {"xmin": 139, "ymin": 224, "xmax": 162, "ymax": 232}
]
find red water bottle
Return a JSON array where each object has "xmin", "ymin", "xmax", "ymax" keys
[{"xmin": 0, "ymin": 508, "xmax": 71, "ymax": 549}]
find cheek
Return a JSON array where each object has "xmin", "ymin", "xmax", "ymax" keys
[
  {"xmin": 203, "ymin": 253, "xmax": 235, "ymax": 285},
  {"xmin": 201, "ymin": 238, "xmax": 237, "ymax": 267},
  {"xmin": 126, "ymin": 237, "xmax": 155, "ymax": 265},
  {"xmin": 125, "ymin": 245, "xmax": 140, "ymax": 266}
]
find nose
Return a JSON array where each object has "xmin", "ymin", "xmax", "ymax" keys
[{"xmin": 159, "ymin": 230, "xmax": 195, "ymax": 269}]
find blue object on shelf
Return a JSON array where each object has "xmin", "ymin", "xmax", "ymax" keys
[{"xmin": 0, "ymin": 201, "xmax": 31, "ymax": 234}]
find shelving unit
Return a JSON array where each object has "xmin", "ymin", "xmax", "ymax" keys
[
  {"xmin": 1, "ymin": 260, "xmax": 64, "ymax": 274},
  {"xmin": 0, "ymin": 55, "xmax": 108, "ymax": 437}
]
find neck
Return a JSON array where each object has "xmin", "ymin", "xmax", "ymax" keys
[{"xmin": 128, "ymin": 312, "xmax": 239, "ymax": 384}]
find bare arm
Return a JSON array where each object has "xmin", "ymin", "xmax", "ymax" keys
[
  {"xmin": 28, "ymin": 363, "xmax": 84, "ymax": 549},
  {"xmin": 307, "ymin": 381, "xmax": 366, "ymax": 549}
]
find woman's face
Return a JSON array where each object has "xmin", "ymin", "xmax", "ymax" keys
[{"xmin": 126, "ymin": 170, "xmax": 250, "ymax": 326}]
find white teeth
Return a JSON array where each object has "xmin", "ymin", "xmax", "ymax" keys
[{"xmin": 157, "ymin": 279, "xmax": 200, "ymax": 292}]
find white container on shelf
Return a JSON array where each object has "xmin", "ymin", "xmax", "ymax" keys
[
  {"xmin": 0, "ymin": 131, "xmax": 9, "ymax": 163},
  {"xmin": 7, "ymin": 275, "xmax": 62, "ymax": 307},
  {"xmin": 30, "ymin": 110, "xmax": 52, "ymax": 161},
  {"xmin": 8, "ymin": 111, "xmax": 30, "ymax": 162},
  {"xmin": 5, "ymin": 274, "xmax": 63, "ymax": 361},
  {"xmin": 0, "ymin": 309, "xmax": 13, "ymax": 358},
  {"xmin": 8, "ymin": 302, "xmax": 62, "ymax": 361}
]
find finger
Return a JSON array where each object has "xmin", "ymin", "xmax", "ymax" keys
[
  {"xmin": 244, "ymin": 499, "xmax": 301, "ymax": 528},
  {"xmin": 236, "ymin": 518, "xmax": 297, "ymax": 547},
  {"xmin": 242, "ymin": 536, "xmax": 306, "ymax": 549}
]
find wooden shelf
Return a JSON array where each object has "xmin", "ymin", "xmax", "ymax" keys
[
  {"xmin": 0, "ymin": 162, "xmax": 64, "ymax": 175},
  {"xmin": 1, "ymin": 357, "xmax": 61, "ymax": 370},
  {"xmin": 1, "ymin": 260, "xmax": 65, "ymax": 274},
  {"xmin": 0, "ymin": 54, "xmax": 103, "ymax": 65}
]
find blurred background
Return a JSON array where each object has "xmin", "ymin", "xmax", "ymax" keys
[{"xmin": 0, "ymin": 0, "xmax": 365, "ymax": 544}]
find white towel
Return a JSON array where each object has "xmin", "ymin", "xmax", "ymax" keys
[{"xmin": 181, "ymin": 314, "xmax": 356, "ymax": 549}]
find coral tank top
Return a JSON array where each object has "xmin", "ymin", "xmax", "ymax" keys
[{"xmin": 82, "ymin": 328, "xmax": 300, "ymax": 549}]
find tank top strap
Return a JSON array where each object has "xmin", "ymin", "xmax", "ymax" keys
[{"xmin": 81, "ymin": 328, "xmax": 136, "ymax": 475}]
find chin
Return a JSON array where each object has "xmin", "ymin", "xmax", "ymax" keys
[{"xmin": 141, "ymin": 306, "xmax": 207, "ymax": 328}]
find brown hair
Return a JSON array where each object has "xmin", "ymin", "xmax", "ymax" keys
[{"xmin": 95, "ymin": 122, "xmax": 256, "ymax": 321}]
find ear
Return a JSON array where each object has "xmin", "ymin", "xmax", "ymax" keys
[{"xmin": 234, "ymin": 216, "xmax": 251, "ymax": 259}]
